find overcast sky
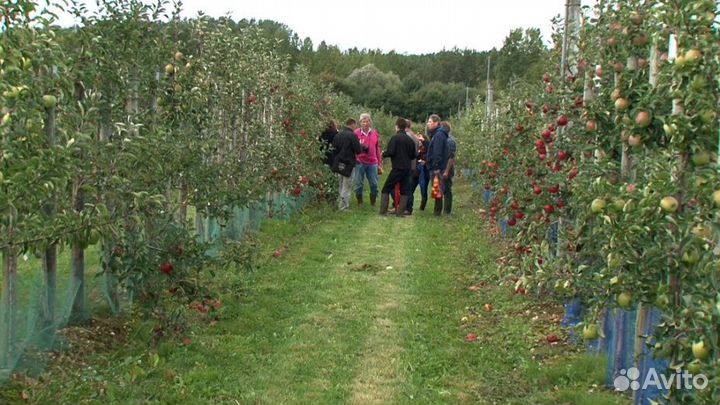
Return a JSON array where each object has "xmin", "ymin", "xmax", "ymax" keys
[{"xmin": 54, "ymin": 0, "xmax": 593, "ymax": 54}]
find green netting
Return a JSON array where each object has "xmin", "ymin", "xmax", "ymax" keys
[
  {"xmin": 0, "ymin": 251, "xmax": 104, "ymax": 381},
  {"xmin": 0, "ymin": 191, "xmax": 315, "ymax": 383}
]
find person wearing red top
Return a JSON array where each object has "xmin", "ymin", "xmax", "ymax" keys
[{"xmin": 353, "ymin": 113, "xmax": 383, "ymax": 206}]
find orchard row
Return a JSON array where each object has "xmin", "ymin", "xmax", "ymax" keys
[
  {"xmin": 1, "ymin": 0, "xmax": 361, "ymax": 365},
  {"xmin": 459, "ymin": 0, "xmax": 718, "ymax": 403}
]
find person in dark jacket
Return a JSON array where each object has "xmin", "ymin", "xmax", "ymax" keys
[
  {"xmin": 331, "ymin": 119, "xmax": 364, "ymax": 211},
  {"xmin": 319, "ymin": 120, "xmax": 338, "ymax": 166},
  {"xmin": 441, "ymin": 121, "xmax": 457, "ymax": 214},
  {"xmin": 426, "ymin": 114, "xmax": 450, "ymax": 216},
  {"xmin": 379, "ymin": 118, "xmax": 418, "ymax": 216},
  {"xmin": 408, "ymin": 132, "xmax": 430, "ymax": 210}
]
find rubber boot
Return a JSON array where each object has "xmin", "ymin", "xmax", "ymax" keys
[
  {"xmin": 356, "ymin": 194, "xmax": 363, "ymax": 205},
  {"xmin": 433, "ymin": 198, "xmax": 443, "ymax": 216},
  {"xmin": 370, "ymin": 194, "xmax": 377, "ymax": 206},
  {"xmin": 443, "ymin": 194, "xmax": 452, "ymax": 215},
  {"xmin": 396, "ymin": 195, "xmax": 409, "ymax": 216},
  {"xmin": 419, "ymin": 198, "xmax": 427, "ymax": 211},
  {"xmin": 379, "ymin": 193, "xmax": 390, "ymax": 215}
]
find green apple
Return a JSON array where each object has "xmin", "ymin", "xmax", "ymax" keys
[
  {"xmin": 655, "ymin": 294, "xmax": 670, "ymax": 309},
  {"xmin": 663, "ymin": 123, "xmax": 676, "ymax": 135},
  {"xmin": 660, "ymin": 196, "xmax": 679, "ymax": 212},
  {"xmin": 617, "ymin": 292, "xmax": 632, "ymax": 309},
  {"xmin": 682, "ymin": 248, "xmax": 700, "ymax": 265},
  {"xmin": 692, "ymin": 151, "xmax": 710, "ymax": 166},
  {"xmin": 687, "ymin": 360, "xmax": 702, "ymax": 375},
  {"xmin": 41, "ymin": 94, "xmax": 56, "ymax": 109},
  {"xmin": 612, "ymin": 198, "xmax": 626, "ymax": 211},
  {"xmin": 713, "ymin": 190, "xmax": 720, "ymax": 207},
  {"xmin": 692, "ymin": 341, "xmax": 710, "ymax": 361},
  {"xmin": 691, "ymin": 224, "xmax": 712, "ymax": 238},
  {"xmin": 583, "ymin": 324, "xmax": 599, "ymax": 340},
  {"xmin": 591, "ymin": 198, "xmax": 606, "ymax": 214}
]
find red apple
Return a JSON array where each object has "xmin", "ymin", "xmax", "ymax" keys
[
  {"xmin": 635, "ymin": 111, "xmax": 651, "ymax": 128},
  {"xmin": 160, "ymin": 262, "xmax": 173, "ymax": 275},
  {"xmin": 586, "ymin": 120, "xmax": 597, "ymax": 132}
]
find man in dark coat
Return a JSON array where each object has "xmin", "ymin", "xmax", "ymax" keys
[
  {"xmin": 426, "ymin": 114, "xmax": 450, "ymax": 216},
  {"xmin": 379, "ymin": 118, "xmax": 418, "ymax": 216},
  {"xmin": 331, "ymin": 119, "xmax": 364, "ymax": 211}
]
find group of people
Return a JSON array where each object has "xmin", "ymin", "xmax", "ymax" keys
[{"xmin": 320, "ymin": 113, "xmax": 456, "ymax": 216}]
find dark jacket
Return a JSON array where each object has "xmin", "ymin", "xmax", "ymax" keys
[
  {"xmin": 382, "ymin": 130, "xmax": 418, "ymax": 171},
  {"xmin": 445, "ymin": 135, "xmax": 457, "ymax": 176},
  {"xmin": 427, "ymin": 126, "xmax": 450, "ymax": 171},
  {"xmin": 319, "ymin": 128, "xmax": 338, "ymax": 165},
  {"xmin": 331, "ymin": 127, "xmax": 363, "ymax": 173}
]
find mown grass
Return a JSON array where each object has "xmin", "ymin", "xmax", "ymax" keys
[{"xmin": 1, "ymin": 178, "xmax": 630, "ymax": 405}]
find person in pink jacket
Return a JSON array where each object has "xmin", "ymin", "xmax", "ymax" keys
[{"xmin": 353, "ymin": 113, "xmax": 383, "ymax": 206}]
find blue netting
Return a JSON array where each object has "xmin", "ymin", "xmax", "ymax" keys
[
  {"xmin": 562, "ymin": 298, "xmax": 585, "ymax": 346},
  {"xmin": 499, "ymin": 219, "xmax": 508, "ymax": 237},
  {"xmin": 605, "ymin": 307, "xmax": 638, "ymax": 387},
  {"xmin": 634, "ymin": 307, "xmax": 668, "ymax": 405},
  {"xmin": 483, "ymin": 190, "xmax": 492, "ymax": 205}
]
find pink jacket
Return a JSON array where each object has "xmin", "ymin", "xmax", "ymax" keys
[{"xmin": 354, "ymin": 128, "xmax": 382, "ymax": 166}]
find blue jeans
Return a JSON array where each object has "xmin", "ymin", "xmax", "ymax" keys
[{"xmin": 354, "ymin": 163, "xmax": 379, "ymax": 198}]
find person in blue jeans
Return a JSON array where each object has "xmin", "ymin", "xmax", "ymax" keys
[
  {"xmin": 408, "ymin": 132, "xmax": 429, "ymax": 211},
  {"xmin": 353, "ymin": 113, "xmax": 383, "ymax": 206}
]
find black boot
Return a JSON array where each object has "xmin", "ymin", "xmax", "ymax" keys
[
  {"xmin": 397, "ymin": 195, "xmax": 409, "ymax": 216},
  {"xmin": 443, "ymin": 194, "xmax": 452, "ymax": 214},
  {"xmin": 433, "ymin": 198, "xmax": 443, "ymax": 216},
  {"xmin": 370, "ymin": 194, "xmax": 377, "ymax": 206},
  {"xmin": 379, "ymin": 193, "xmax": 390, "ymax": 215},
  {"xmin": 419, "ymin": 198, "xmax": 427, "ymax": 211},
  {"xmin": 356, "ymin": 194, "xmax": 363, "ymax": 205}
]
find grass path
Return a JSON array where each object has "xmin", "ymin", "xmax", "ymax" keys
[{"xmin": 4, "ymin": 180, "xmax": 629, "ymax": 405}]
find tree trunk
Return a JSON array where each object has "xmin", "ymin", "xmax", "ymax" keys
[{"xmin": 42, "ymin": 103, "xmax": 57, "ymax": 336}]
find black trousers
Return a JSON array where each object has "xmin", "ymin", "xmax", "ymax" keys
[{"xmin": 382, "ymin": 168, "xmax": 411, "ymax": 195}]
